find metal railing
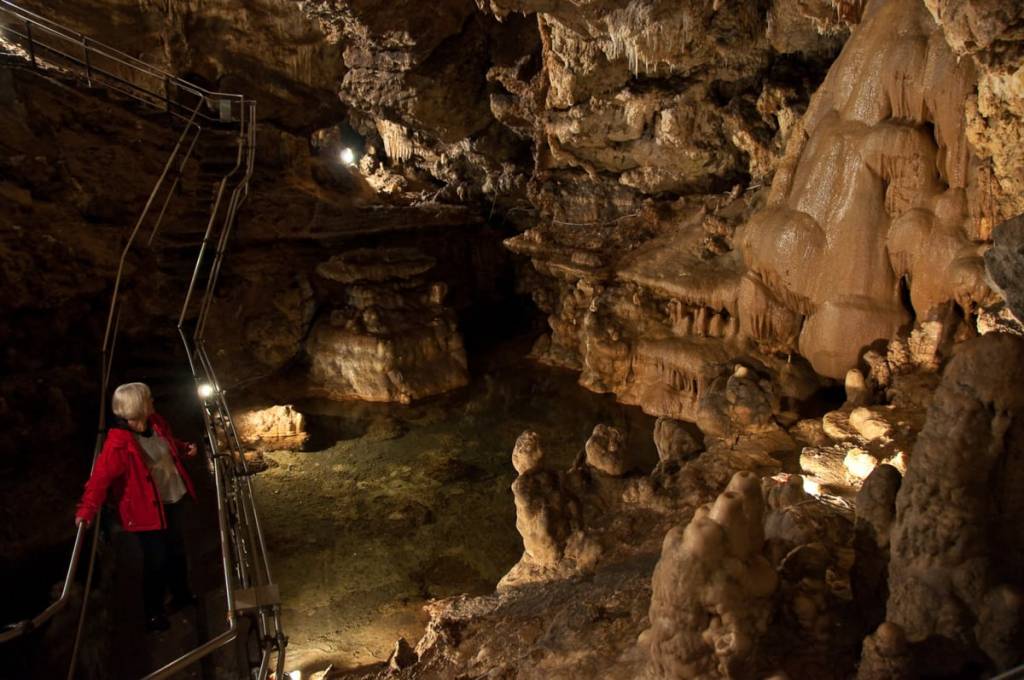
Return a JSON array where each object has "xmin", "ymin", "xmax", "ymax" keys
[
  {"xmin": 0, "ymin": 0, "xmax": 244, "ymax": 124},
  {"xmin": 0, "ymin": 3, "xmax": 286, "ymax": 678}
]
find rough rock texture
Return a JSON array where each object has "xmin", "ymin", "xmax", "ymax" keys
[
  {"xmin": 856, "ymin": 622, "xmax": 914, "ymax": 680},
  {"xmin": 584, "ymin": 423, "xmax": 630, "ymax": 476},
  {"xmin": 307, "ymin": 248, "xmax": 469, "ymax": 403},
  {"xmin": 985, "ymin": 213, "xmax": 1024, "ymax": 320},
  {"xmin": 301, "ymin": 0, "xmax": 538, "ymax": 203},
  {"xmin": 927, "ymin": 0, "xmax": 1024, "ymax": 226},
  {"xmin": 652, "ymin": 416, "xmax": 703, "ymax": 463},
  {"xmin": 641, "ymin": 471, "xmax": 776, "ymax": 679},
  {"xmin": 234, "ymin": 404, "xmax": 309, "ymax": 452},
  {"xmin": 504, "ymin": 431, "xmax": 583, "ymax": 581},
  {"xmin": 885, "ymin": 333, "xmax": 1024, "ymax": 672},
  {"xmin": 17, "ymin": 0, "xmax": 345, "ymax": 131}
]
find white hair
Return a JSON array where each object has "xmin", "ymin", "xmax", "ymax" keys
[{"xmin": 111, "ymin": 382, "xmax": 152, "ymax": 421}]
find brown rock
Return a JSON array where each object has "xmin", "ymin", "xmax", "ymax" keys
[{"xmin": 886, "ymin": 333, "xmax": 1024, "ymax": 672}]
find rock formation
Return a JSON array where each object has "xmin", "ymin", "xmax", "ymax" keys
[
  {"xmin": 4, "ymin": 0, "xmax": 1024, "ymax": 676},
  {"xmin": 584, "ymin": 423, "xmax": 630, "ymax": 476},
  {"xmin": 307, "ymin": 247, "xmax": 469, "ymax": 403},
  {"xmin": 985, "ymin": 213, "xmax": 1024, "ymax": 321},
  {"xmin": 641, "ymin": 471, "xmax": 777, "ymax": 679},
  {"xmin": 501, "ymin": 431, "xmax": 587, "ymax": 587},
  {"xmin": 234, "ymin": 404, "xmax": 309, "ymax": 452},
  {"xmin": 652, "ymin": 416, "xmax": 703, "ymax": 463},
  {"xmin": 883, "ymin": 332, "xmax": 1024, "ymax": 673}
]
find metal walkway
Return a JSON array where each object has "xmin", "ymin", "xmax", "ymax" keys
[{"xmin": 0, "ymin": 2, "xmax": 286, "ymax": 677}]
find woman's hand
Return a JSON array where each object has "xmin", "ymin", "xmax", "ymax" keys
[{"xmin": 186, "ymin": 443, "xmax": 199, "ymax": 458}]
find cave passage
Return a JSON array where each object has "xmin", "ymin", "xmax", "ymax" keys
[{"xmin": 245, "ymin": 336, "xmax": 658, "ymax": 671}]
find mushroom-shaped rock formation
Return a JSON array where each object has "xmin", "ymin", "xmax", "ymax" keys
[{"xmin": 307, "ymin": 247, "xmax": 468, "ymax": 403}]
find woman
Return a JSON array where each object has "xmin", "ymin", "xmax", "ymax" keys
[{"xmin": 75, "ymin": 382, "xmax": 199, "ymax": 632}]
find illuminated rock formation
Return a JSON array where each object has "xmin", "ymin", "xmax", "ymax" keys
[
  {"xmin": 501, "ymin": 431, "xmax": 588, "ymax": 588},
  {"xmin": 307, "ymin": 248, "xmax": 468, "ymax": 403},
  {"xmin": 737, "ymin": 0, "xmax": 993, "ymax": 378},
  {"xmin": 584, "ymin": 424, "xmax": 630, "ymax": 476},
  {"xmin": 234, "ymin": 405, "xmax": 309, "ymax": 452}
]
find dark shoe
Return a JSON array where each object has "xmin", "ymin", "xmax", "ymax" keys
[
  {"xmin": 168, "ymin": 592, "xmax": 198, "ymax": 613},
  {"xmin": 145, "ymin": 615, "xmax": 170, "ymax": 633}
]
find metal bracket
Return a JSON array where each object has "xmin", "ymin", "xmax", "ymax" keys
[{"xmin": 233, "ymin": 584, "xmax": 280, "ymax": 612}]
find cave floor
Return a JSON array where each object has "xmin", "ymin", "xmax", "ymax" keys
[{"xmin": 247, "ymin": 339, "xmax": 658, "ymax": 674}]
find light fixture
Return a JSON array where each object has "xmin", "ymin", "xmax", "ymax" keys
[
  {"xmin": 340, "ymin": 147, "xmax": 356, "ymax": 166},
  {"xmin": 197, "ymin": 383, "xmax": 215, "ymax": 399},
  {"xmin": 288, "ymin": 671, "xmax": 302, "ymax": 680}
]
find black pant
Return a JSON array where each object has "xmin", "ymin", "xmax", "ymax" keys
[{"xmin": 135, "ymin": 500, "xmax": 190, "ymax": 618}]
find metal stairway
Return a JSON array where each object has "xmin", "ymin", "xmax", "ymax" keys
[{"xmin": 0, "ymin": 2, "xmax": 286, "ymax": 678}]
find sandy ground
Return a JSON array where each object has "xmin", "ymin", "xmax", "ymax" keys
[{"xmin": 250, "ymin": 345, "xmax": 657, "ymax": 675}]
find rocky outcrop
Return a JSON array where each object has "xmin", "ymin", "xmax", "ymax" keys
[
  {"xmin": 641, "ymin": 471, "xmax": 776, "ymax": 679},
  {"xmin": 985, "ymin": 213, "xmax": 1024, "ymax": 321},
  {"xmin": 307, "ymin": 248, "xmax": 468, "ymax": 403},
  {"xmin": 927, "ymin": 0, "xmax": 1024, "ymax": 227},
  {"xmin": 884, "ymin": 333, "xmax": 1024, "ymax": 673}
]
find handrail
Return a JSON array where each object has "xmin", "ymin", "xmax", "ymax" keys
[
  {"xmin": 163, "ymin": 93, "xmax": 288, "ymax": 679},
  {"xmin": 0, "ymin": 0, "xmax": 242, "ymax": 102},
  {"xmin": 0, "ymin": 5, "xmax": 244, "ymax": 128},
  {"xmin": 0, "ymin": 101, "xmax": 204, "ymax": 647},
  {"xmin": 0, "ymin": 5, "xmax": 282, "ymax": 678}
]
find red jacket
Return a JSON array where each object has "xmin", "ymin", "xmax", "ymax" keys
[{"xmin": 76, "ymin": 413, "xmax": 196, "ymax": 532}]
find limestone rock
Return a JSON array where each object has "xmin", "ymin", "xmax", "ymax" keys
[
  {"xmin": 511, "ymin": 470, "xmax": 573, "ymax": 567},
  {"xmin": 388, "ymin": 637, "xmax": 418, "ymax": 671},
  {"xmin": 584, "ymin": 424, "xmax": 629, "ymax": 476},
  {"xmin": 512, "ymin": 430, "xmax": 543, "ymax": 475},
  {"xmin": 855, "ymin": 465, "xmax": 902, "ymax": 550},
  {"xmin": 307, "ymin": 247, "xmax": 468, "ymax": 403},
  {"xmin": 234, "ymin": 405, "xmax": 309, "ymax": 452},
  {"xmin": 642, "ymin": 471, "xmax": 776, "ymax": 679},
  {"xmin": 886, "ymin": 333, "xmax": 1024, "ymax": 672},
  {"xmin": 845, "ymin": 369, "xmax": 871, "ymax": 407},
  {"xmin": 977, "ymin": 302, "xmax": 1024, "ymax": 337},
  {"xmin": 736, "ymin": 0, "xmax": 991, "ymax": 379},
  {"xmin": 653, "ymin": 417, "xmax": 703, "ymax": 462},
  {"xmin": 856, "ymin": 622, "xmax": 914, "ymax": 680},
  {"xmin": 985, "ymin": 214, "xmax": 1024, "ymax": 320}
]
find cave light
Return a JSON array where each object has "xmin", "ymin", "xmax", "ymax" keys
[
  {"xmin": 340, "ymin": 147, "xmax": 357, "ymax": 166},
  {"xmin": 197, "ymin": 383, "xmax": 215, "ymax": 399}
]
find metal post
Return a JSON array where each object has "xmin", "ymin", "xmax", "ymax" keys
[
  {"xmin": 24, "ymin": 20, "xmax": 35, "ymax": 68},
  {"xmin": 82, "ymin": 36, "xmax": 91, "ymax": 86}
]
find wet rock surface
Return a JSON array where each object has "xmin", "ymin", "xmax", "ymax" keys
[{"xmin": 4, "ymin": 0, "xmax": 1024, "ymax": 677}]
